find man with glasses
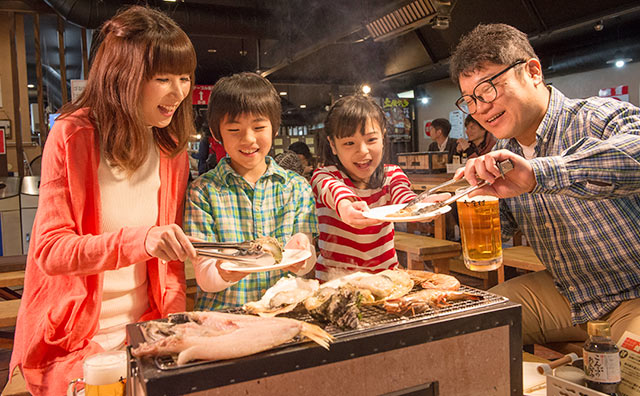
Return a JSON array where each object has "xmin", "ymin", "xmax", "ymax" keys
[{"xmin": 449, "ymin": 23, "xmax": 640, "ymax": 347}]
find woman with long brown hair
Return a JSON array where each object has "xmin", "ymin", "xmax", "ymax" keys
[{"xmin": 9, "ymin": 6, "xmax": 197, "ymax": 394}]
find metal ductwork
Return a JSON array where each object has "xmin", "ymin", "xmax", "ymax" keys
[
  {"xmin": 544, "ymin": 38, "xmax": 640, "ymax": 77},
  {"xmin": 364, "ymin": 0, "xmax": 454, "ymax": 42},
  {"xmin": 43, "ymin": 0, "xmax": 280, "ymax": 39}
]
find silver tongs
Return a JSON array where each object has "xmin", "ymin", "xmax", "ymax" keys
[
  {"xmin": 193, "ymin": 242, "xmax": 275, "ymax": 266},
  {"xmin": 411, "ymin": 159, "xmax": 514, "ymax": 215}
]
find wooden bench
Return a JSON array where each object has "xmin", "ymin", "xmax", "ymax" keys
[
  {"xmin": 0, "ymin": 271, "xmax": 24, "ymax": 300},
  {"xmin": 393, "ymin": 231, "xmax": 461, "ymax": 273},
  {"xmin": 0, "ymin": 300, "xmax": 20, "ymax": 328}
]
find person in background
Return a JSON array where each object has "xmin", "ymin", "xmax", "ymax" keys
[
  {"xmin": 10, "ymin": 6, "xmax": 198, "ymax": 395},
  {"xmin": 197, "ymin": 127, "xmax": 227, "ymax": 175},
  {"xmin": 451, "ymin": 23, "xmax": 640, "ymax": 345},
  {"xmin": 289, "ymin": 141, "xmax": 315, "ymax": 179},
  {"xmin": 427, "ymin": 118, "xmax": 458, "ymax": 163},
  {"xmin": 456, "ymin": 114, "xmax": 497, "ymax": 159},
  {"xmin": 312, "ymin": 95, "xmax": 448, "ymax": 280},
  {"xmin": 184, "ymin": 72, "xmax": 318, "ymax": 310},
  {"xmin": 274, "ymin": 149, "xmax": 306, "ymax": 177}
]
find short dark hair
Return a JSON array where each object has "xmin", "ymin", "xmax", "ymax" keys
[
  {"xmin": 431, "ymin": 118, "xmax": 451, "ymax": 137},
  {"xmin": 464, "ymin": 114, "xmax": 482, "ymax": 128},
  {"xmin": 288, "ymin": 141, "xmax": 312, "ymax": 162},
  {"xmin": 207, "ymin": 72, "xmax": 281, "ymax": 142},
  {"xmin": 449, "ymin": 23, "xmax": 538, "ymax": 86}
]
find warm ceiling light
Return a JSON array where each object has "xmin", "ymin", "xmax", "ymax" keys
[
  {"xmin": 279, "ymin": 91, "xmax": 287, "ymax": 96},
  {"xmin": 207, "ymin": 49, "xmax": 217, "ymax": 53},
  {"xmin": 362, "ymin": 84, "xmax": 371, "ymax": 94},
  {"xmin": 27, "ymin": 84, "xmax": 35, "ymax": 88},
  {"xmin": 163, "ymin": 0, "xmax": 177, "ymax": 2},
  {"xmin": 299, "ymin": 104, "xmax": 307, "ymax": 109}
]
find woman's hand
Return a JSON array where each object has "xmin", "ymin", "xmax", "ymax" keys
[
  {"xmin": 144, "ymin": 224, "xmax": 197, "ymax": 262},
  {"xmin": 337, "ymin": 199, "xmax": 383, "ymax": 228},
  {"xmin": 283, "ymin": 233, "xmax": 316, "ymax": 273}
]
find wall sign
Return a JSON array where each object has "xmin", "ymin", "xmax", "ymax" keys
[
  {"xmin": 0, "ymin": 123, "xmax": 6, "ymax": 154},
  {"xmin": 599, "ymin": 85, "xmax": 629, "ymax": 102},
  {"xmin": 0, "ymin": 119, "xmax": 10, "ymax": 140},
  {"xmin": 192, "ymin": 85, "xmax": 215, "ymax": 105}
]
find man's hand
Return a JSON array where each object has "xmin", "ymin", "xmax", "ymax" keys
[
  {"xmin": 337, "ymin": 199, "xmax": 383, "ymax": 228},
  {"xmin": 454, "ymin": 149, "xmax": 536, "ymax": 198}
]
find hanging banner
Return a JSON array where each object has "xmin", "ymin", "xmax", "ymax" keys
[
  {"xmin": 598, "ymin": 85, "xmax": 629, "ymax": 102},
  {"xmin": 192, "ymin": 85, "xmax": 215, "ymax": 105}
]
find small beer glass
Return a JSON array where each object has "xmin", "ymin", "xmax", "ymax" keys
[
  {"xmin": 456, "ymin": 189, "xmax": 503, "ymax": 271},
  {"xmin": 68, "ymin": 350, "xmax": 127, "ymax": 396}
]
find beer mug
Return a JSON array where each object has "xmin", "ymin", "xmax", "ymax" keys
[
  {"xmin": 68, "ymin": 351, "xmax": 127, "ymax": 396},
  {"xmin": 456, "ymin": 190, "xmax": 502, "ymax": 271}
]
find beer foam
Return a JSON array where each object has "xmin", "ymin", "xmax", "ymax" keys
[
  {"xmin": 84, "ymin": 351, "xmax": 127, "ymax": 385},
  {"xmin": 458, "ymin": 194, "xmax": 498, "ymax": 202}
]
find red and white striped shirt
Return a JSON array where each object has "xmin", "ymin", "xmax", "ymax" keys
[{"xmin": 311, "ymin": 164, "xmax": 416, "ymax": 280}]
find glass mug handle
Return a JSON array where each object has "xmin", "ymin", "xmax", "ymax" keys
[{"xmin": 68, "ymin": 377, "xmax": 85, "ymax": 396}]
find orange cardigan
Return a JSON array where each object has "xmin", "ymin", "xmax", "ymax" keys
[{"xmin": 9, "ymin": 108, "xmax": 189, "ymax": 396}]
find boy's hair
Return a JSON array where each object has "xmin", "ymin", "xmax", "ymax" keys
[
  {"xmin": 431, "ymin": 118, "xmax": 451, "ymax": 137},
  {"xmin": 464, "ymin": 114, "xmax": 484, "ymax": 129},
  {"xmin": 322, "ymin": 95, "xmax": 387, "ymax": 189},
  {"xmin": 449, "ymin": 23, "xmax": 539, "ymax": 86},
  {"xmin": 60, "ymin": 5, "xmax": 196, "ymax": 172},
  {"xmin": 207, "ymin": 72, "xmax": 281, "ymax": 142}
]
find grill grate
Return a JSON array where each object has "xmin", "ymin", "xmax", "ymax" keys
[{"xmin": 146, "ymin": 285, "xmax": 507, "ymax": 370}]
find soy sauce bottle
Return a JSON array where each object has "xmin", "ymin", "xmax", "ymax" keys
[{"xmin": 583, "ymin": 320, "xmax": 621, "ymax": 395}]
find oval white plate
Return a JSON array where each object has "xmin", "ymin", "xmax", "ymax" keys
[
  {"xmin": 219, "ymin": 248, "xmax": 312, "ymax": 273},
  {"xmin": 362, "ymin": 203, "xmax": 452, "ymax": 222}
]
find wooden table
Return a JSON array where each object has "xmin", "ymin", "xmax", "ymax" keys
[{"xmin": 0, "ymin": 271, "xmax": 24, "ymax": 300}]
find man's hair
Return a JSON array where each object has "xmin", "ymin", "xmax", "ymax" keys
[
  {"xmin": 207, "ymin": 72, "xmax": 281, "ymax": 142},
  {"xmin": 464, "ymin": 114, "xmax": 483, "ymax": 128},
  {"xmin": 431, "ymin": 118, "xmax": 451, "ymax": 137},
  {"xmin": 449, "ymin": 23, "xmax": 538, "ymax": 86},
  {"xmin": 60, "ymin": 5, "xmax": 197, "ymax": 172},
  {"xmin": 288, "ymin": 141, "xmax": 312, "ymax": 162}
]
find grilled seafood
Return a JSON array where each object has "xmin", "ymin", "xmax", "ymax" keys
[
  {"xmin": 403, "ymin": 269, "xmax": 461, "ymax": 291},
  {"xmin": 251, "ymin": 236, "xmax": 283, "ymax": 264},
  {"xmin": 132, "ymin": 311, "xmax": 333, "ymax": 365},
  {"xmin": 322, "ymin": 269, "xmax": 413, "ymax": 304},
  {"xmin": 244, "ymin": 276, "xmax": 319, "ymax": 316},
  {"xmin": 304, "ymin": 286, "xmax": 362, "ymax": 330},
  {"xmin": 383, "ymin": 289, "xmax": 482, "ymax": 315}
]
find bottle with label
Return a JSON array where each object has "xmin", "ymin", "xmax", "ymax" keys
[{"xmin": 583, "ymin": 320, "xmax": 621, "ymax": 395}]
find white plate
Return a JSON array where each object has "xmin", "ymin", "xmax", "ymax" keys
[
  {"xmin": 219, "ymin": 249, "xmax": 312, "ymax": 273},
  {"xmin": 362, "ymin": 203, "xmax": 452, "ymax": 222}
]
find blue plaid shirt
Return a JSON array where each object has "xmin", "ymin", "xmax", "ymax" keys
[
  {"xmin": 184, "ymin": 156, "xmax": 318, "ymax": 310},
  {"xmin": 498, "ymin": 86, "xmax": 640, "ymax": 324}
]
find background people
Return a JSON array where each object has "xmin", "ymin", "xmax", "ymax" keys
[
  {"xmin": 456, "ymin": 114, "xmax": 497, "ymax": 159},
  {"xmin": 427, "ymin": 118, "xmax": 458, "ymax": 163},
  {"xmin": 10, "ymin": 6, "xmax": 198, "ymax": 395},
  {"xmin": 451, "ymin": 23, "xmax": 640, "ymax": 345}
]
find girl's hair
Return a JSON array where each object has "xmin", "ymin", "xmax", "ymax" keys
[
  {"xmin": 322, "ymin": 95, "xmax": 387, "ymax": 189},
  {"xmin": 207, "ymin": 72, "xmax": 281, "ymax": 142},
  {"xmin": 59, "ymin": 5, "xmax": 197, "ymax": 172}
]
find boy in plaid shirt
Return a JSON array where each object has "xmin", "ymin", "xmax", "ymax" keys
[{"xmin": 184, "ymin": 72, "xmax": 318, "ymax": 310}]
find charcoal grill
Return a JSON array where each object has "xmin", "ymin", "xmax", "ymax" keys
[{"xmin": 127, "ymin": 286, "xmax": 522, "ymax": 395}]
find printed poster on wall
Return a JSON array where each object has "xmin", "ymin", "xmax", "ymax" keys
[
  {"xmin": 0, "ymin": 125, "xmax": 6, "ymax": 155},
  {"xmin": 449, "ymin": 110, "xmax": 465, "ymax": 139},
  {"xmin": 599, "ymin": 85, "xmax": 629, "ymax": 102},
  {"xmin": 71, "ymin": 80, "xmax": 87, "ymax": 102}
]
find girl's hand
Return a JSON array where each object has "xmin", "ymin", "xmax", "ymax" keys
[
  {"xmin": 283, "ymin": 233, "xmax": 315, "ymax": 273},
  {"xmin": 214, "ymin": 260, "xmax": 251, "ymax": 283},
  {"xmin": 337, "ymin": 199, "xmax": 383, "ymax": 228},
  {"xmin": 145, "ymin": 224, "xmax": 197, "ymax": 262}
]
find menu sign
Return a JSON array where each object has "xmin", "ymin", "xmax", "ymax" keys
[{"xmin": 193, "ymin": 85, "xmax": 215, "ymax": 105}]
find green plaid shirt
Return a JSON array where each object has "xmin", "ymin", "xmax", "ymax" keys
[{"xmin": 184, "ymin": 156, "xmax": 318, "ymax": 310}]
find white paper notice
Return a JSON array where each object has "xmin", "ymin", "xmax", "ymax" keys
[{"xmin": 617, "ymin": 330, "xmax": 640, "ymax": 396}]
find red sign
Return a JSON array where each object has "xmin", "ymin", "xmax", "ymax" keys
[
  {"xmin": 598, "ymin": 85, "xmax": 629, "ymax": 102},
  {"xmin": 424, "ymin": 120, "xmax": 432, "ymax": 137},
  {"xmin": 192, "ymin": 85, "xmax": 215, "ymax": 105},
  {"xmin": 0, "ymin": 128, "xmax": 5, "ymax": 154}
]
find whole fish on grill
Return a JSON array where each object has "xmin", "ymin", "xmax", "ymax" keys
[{"xmin": 132, "ymin": 311, "xmax": 333, "ymax": 365}]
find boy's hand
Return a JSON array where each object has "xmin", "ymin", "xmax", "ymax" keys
[
  {"xmin": 215, "ymin": 260, "xmax": 250, "ymax": 283},
  {"xmin": 145, "ymin": 224, "xmax": 197, "ymax": 262},
  {"xmin": 337, "ymin": 199, "xmax": 383, "ymax": 228},
  {"xmin": 283, "ymin": 233, "xmax": 316, "ymax": 273}
]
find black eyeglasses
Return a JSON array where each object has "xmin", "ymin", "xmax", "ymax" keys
[{"xmin": 455, "ymin": 60, "xmax": 526, "ymax": 115}]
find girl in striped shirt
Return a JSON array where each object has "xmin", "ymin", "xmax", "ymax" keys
[{"xmin": 312, "ymin": 95, "xmax": 445, "ymax": 280}]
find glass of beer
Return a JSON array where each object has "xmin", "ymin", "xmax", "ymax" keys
[
  {"xmin": 456, "ymin": 190, "xmax": 502, "ymax": 271},
  {"xmin": 68, "ymin": 351, "xmax": 127, "ymax": 396}
]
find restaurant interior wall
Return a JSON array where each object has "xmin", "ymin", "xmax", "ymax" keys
[
  {"xmin": 414, "ymin": 61, "xmax": 640, "ymax": 153},
  {"xmin": 0, "ymin": 12, "xmax": 40, "ymax": 177}
]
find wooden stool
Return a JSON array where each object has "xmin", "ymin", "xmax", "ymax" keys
[{"xmin": 393, "ymin": 232, "xmax": 461, "ymax": 273}]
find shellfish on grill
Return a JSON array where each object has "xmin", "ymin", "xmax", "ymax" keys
[
  {"xmin": 244, "ymin": 275, "xmax": 319, "ymax": 316},
  {"xmin": 250, "ymin": 236, "xmax": 284, "ymax": 264}
]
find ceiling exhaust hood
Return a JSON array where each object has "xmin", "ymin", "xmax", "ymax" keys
[{"xmin": 364, "ymin": 0, "xmax": 453, "ymax": 42}]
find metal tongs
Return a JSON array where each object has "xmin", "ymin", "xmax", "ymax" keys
[
  {"xmin": 193, "ymin": 242, "xmax": 275, "ymax": 266},
  {"xmin": 409, "ymin": 159, "xmax": 514, "ymax": 215}
]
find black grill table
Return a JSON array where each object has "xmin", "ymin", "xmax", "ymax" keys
[{"xmin": 127, "ymin": 287, "xmax": 522, "ymax": 396}]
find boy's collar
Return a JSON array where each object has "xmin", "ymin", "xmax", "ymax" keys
[{"xmin": 219, "ymin": 156, "xmax": 287, "ymax": 185}]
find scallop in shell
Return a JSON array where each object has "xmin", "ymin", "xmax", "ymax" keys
[
  {"xmin": 251, "ymin": 236, "xmax": 284, "ymax": 264},
  {"xmin": 244, "ymin": 275, "xmax": 319, "ymax": 316}
]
